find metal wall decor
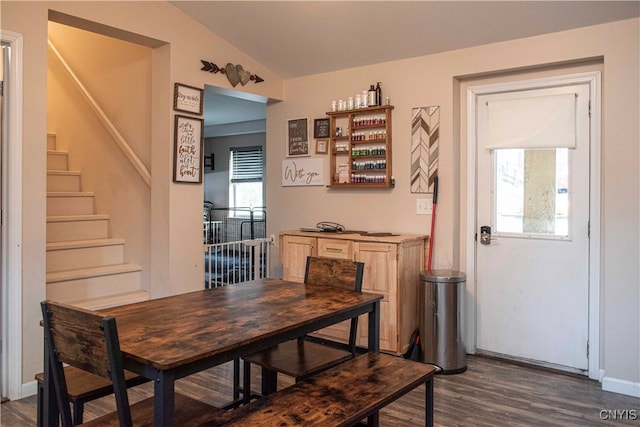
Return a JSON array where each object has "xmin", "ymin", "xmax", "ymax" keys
[
  {"xmin": 200, "ymin": 60, "xmax": 264, "ymax": 87},
  {"xmin": 410, "ymin": 106, "xmax": 439, "ymax": 193}
]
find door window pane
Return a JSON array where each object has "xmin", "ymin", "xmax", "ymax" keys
[{"xmin": 495, "ymin": 148, "xmax": 569, "ymax": 237}]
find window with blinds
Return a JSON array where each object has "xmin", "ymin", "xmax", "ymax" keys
[
  {"xmin": 229, "ymin": 146, "xmax": 264, "ymax": 212},
  {"xmin": 230, "ymin": 146, "xmax": 263, "ymax": 182}
]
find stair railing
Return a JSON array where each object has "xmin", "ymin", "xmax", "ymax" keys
[{"xmin": 48, "ymin": 39, "xmax": 151, "ymax": 186}]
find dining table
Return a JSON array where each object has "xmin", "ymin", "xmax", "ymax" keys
[{"xmin": 43, "ymin": 278, "xmax": 382, "ymax": 427}]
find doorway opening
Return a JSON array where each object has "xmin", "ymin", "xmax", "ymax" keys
[{"xmin": 202, "ymin": 86, "xmax": 266, "ymax": 209}]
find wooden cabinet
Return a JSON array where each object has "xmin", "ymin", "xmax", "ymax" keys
[
  {"xmin": 279, "ymin": 230, "xmax": 427, "ymax": 355},
  {"xmin": 327, "ymin": 105, "xmax": 394, "ymax": 189},
  {"xmin": 280, "ymin": 235, "xmax": 316, "ymax": 283}
]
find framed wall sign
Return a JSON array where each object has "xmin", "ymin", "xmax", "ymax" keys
[
  {"xmin": 173, "ymin": 115, "xmax": 204, "ymax": 183},
  {"xmin": 287, "ymin": 117, "xmax": 309, "ymax": 157},
  {"xmin": 316, "ymin": 140, "xmax": 328, "ymax": 154},
  {"xmin": 314, "ymin": 118, "xmax": 330, "ymax": 138},
  {"xmin": 173, "ymin": 83, "xmax": 204, "ymax": 115},
  {"xmin": 282, "ymin": 158, "xmax": 324, "ymax": 186}
]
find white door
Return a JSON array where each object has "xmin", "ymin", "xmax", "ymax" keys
[{"xmin": 474, "ymin": 81, "xmax": 591, "ymax": 373}]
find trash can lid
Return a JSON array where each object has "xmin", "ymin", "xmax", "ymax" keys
[{"xmin": 420, "ymin": 269, "xmax": 466, "ymax": 283}]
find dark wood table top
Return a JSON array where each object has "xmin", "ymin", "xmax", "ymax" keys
[{"xmin": 100, "ymin": 278, "xmax": 383, "ymax": 371}]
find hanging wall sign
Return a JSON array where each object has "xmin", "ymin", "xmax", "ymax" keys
[
  {"xmin": 287, "ymin": 117, "xmax": 310, "ymax": 157},
  {"xmin": 282, "ymin": 158, "xmax": 324, "ymax": 186},
  {"xmin": 173, "ymin": 115, "xmax": 203, "ymax": 183},
  {"xmin": 173, "ymin": 83, "xmax": 203, "ymax": 115}
]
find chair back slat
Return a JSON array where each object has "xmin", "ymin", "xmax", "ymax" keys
[
  {"xmin": 43, "ymin": 302, "xmax": 112, "ymax": 378},
  {"xmin": 304, "ymin": 256, "xmax": 364, "ymax": 292},
  {"xmin": 41, "ymin": 300, "xmax": 133, "ymax": 427},
  {"xmin": 303, "ymin": 256, "xmax": 365, "ymax": 355}
]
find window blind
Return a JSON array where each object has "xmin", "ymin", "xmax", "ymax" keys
[
  {"xmin": 487, "ymin": 93, "xmax": 577, "ymax": 150},
  {"xmin": 230, "ymin": 146, "xmax": 263, "ymax": 182}
]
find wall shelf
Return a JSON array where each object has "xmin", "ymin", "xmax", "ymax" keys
[{"xmin": 326, "ymin": 105, "xmax": 394, "ymax": 189}]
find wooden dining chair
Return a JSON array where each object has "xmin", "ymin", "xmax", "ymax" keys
[
  {"xmin": 40, "ymin": 300, "xmax": 229, "ymax": 426},
  {"xmin": 241, "ymin": 256, "xmax": 365, "ymax": 399}
]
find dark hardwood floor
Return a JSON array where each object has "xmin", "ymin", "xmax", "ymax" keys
[{"xmin": 2, "ymin": 355, "xmax": 638, "ymax": 426}]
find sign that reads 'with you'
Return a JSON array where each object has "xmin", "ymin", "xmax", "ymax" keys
[{"xmin": 282, "ymin": 158, "xmax": 324, "ymax": 186}]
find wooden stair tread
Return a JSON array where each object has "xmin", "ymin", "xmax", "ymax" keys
[
  {"xmin": 47, "ymin": 214, "xmax": 109, "ymax": 222},
  {"xmin": 47, "ymin": 238, "xmax": 125, "ymax": 251},
  {"xmin": 47, "ymin": 170, "xmax": 81, "ymax": 175},
  {"xmin": 46, "ymin": 263, "xmax": 141, "ymax": 283},
  {"xmin": 47, "ymin": 191, "xmax": 95, "ymax": 197},
  {"xmin": 70, "ymin": 291, "xmax": 150, "ymax": 310}
]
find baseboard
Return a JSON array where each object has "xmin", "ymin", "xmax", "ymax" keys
[
  {"xmin": 21, "ymin": 380, "xmax": 37, "ymax": 399},
  {"xmin": 602, "ymin": 376, "xmax": 640, "ymax": 398}
]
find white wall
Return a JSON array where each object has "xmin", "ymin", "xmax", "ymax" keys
[{"xmin": 266, "ymin": 19, "xmax": 639, "ymax": 391}]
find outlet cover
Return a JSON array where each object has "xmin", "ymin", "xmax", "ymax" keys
[{"xmin": 416, "ymin": 198, "xmax": 433, "ymax": 215}]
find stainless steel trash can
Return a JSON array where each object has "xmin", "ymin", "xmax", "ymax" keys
[{"xmin": 419, "ymin": 270, "xmax": 467, "ymax": 374}]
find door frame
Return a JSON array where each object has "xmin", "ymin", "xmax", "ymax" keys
[
  {"xmin": 465, "ymin": 71, "xmax": 601, "ymax": 380},
  {"xmin": 0, "ymin": 30, "xmax": 23, "ymax": 400}
]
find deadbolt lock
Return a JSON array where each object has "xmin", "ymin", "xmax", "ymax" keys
[{"xmin": 480, "ymin": 226, "xmax": 492, "ymax": 245}]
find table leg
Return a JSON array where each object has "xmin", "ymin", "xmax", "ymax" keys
[
  {"xmin": 232, "ymin": 358, "xmax": 240, "ymax": 401},
  {"xmin": 425, "ymin": 377, "xmax": 434, "ymax": 427},
  {"xmin": 261, "ymin": 366, "xmax": 277, "ymax": 395},
  {"xmin": 154, "ymin": 369, "xmax": 175, "ymax": 427},
  {"xmin": 367, "ymin": 411, "xmax": 380, "ymax": 426},
  {"xmin": 367, "ymin": 300, "xmax": 380, "ymax": 352}
]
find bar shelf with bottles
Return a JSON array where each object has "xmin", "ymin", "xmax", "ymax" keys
[{"xmin": 327, "ymin": 105, "xmax": 394, "ymax": 189}]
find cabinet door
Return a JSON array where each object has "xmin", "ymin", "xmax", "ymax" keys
[
  {"xmin": 318, "ymin": 238, "xmax": 352, "ymax": 259},
  {"xmin": 355, "ymin": 242, "xmax": 398, "ymax": 353},
  {"xmin": 281, "ymin": 235, "xmax": 316, "ymax": 283}
]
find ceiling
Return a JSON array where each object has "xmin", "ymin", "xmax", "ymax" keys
[
  {"xmin": 175, "ymin": 1, "xmax": 640, "ymax": 129},
  {"xmin": 173, "ymin": 1, "xmax": 639, "ymax": 79}
]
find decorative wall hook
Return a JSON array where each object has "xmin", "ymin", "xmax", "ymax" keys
[{"xmin": 200, "ymin": 60, "xmax": 264, "ymax": 87}]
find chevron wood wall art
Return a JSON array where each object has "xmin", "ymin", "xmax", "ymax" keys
[{"xmin": 410, "ymin": 106, "xmax": 439, "ymax": 193}]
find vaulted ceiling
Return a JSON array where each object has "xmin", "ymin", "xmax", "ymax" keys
[
  {"xmin": 172, "ymin": 1, "xmax": 639, "ymax": 130},
  {"xmin": 172, "ymin": 1, "xmax": 640, "ymax": 79}
]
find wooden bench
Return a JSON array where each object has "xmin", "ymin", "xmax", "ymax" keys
[{"xmin": 222, "ymin": 352, "xmax": 437, "ymax": 426}]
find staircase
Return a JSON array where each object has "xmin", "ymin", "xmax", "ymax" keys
[{"xmin": 46, "ymin": 133, "xmax": 150, "ymax": 310}]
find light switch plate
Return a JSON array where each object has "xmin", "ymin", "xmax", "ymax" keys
[{"xmin": 416, "ymin": 199, "xmax": 433, "ymax": 215}]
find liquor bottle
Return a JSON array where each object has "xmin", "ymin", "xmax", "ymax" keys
[{"xmin": 368, "ymin": 85, "xmax": 376, "ymax": 107}]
